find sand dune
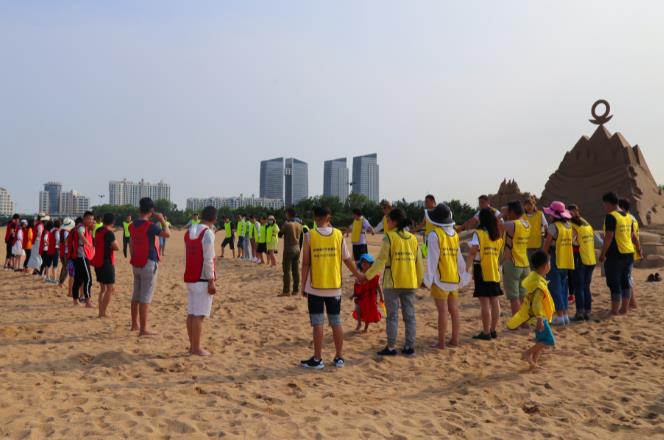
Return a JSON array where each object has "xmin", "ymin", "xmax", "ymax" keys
[{"xmin": 1, "ymin": 228, "xmax": 662, "ymax": 439}]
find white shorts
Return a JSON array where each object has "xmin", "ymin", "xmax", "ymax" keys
[{"xmin": 187, "ymin": 282, "xmax": 213, "ymax": 317}]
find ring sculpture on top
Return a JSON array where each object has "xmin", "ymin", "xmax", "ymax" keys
[{"xmin": 589, "ymin": 99, "xmax": 613, "ymax": 125}]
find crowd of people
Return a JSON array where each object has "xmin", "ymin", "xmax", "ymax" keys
[{"xmin": 2, "ymin": 190, "xmax": 644, "ymax": 369}]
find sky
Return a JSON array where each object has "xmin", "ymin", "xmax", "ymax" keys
[{"xmin": 1, "ymin": 1, "xmax": 663, "ymax": 213}]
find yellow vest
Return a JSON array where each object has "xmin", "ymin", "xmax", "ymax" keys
[
  {"xmin": 425, "ymin": 219, "xmax": 434, "ymax": 235},
  {"xmin": 309, "ymin": 229, "xmax": 343, "ymax": 289},
  {"xmin": 525, "ymin": 212, "xmax": 543, "ymax": 249},
  {"xmin": 511, "ymin": 219, "xmax": 531, "ymax": 268},
  {"xmin": 631, "ymin": 214, "xmax": 642, "ymax": 261},
  {"xmin": 554, "ymin": 222, "xmax": 575, "ymax": 270},
  {"xmin": 477, "ymin": 229, "xmax": 503, "ymax": 282},
  {"xmin": 572, "ymin": 223, "xmax": 596, "ymax": 266},
  {"xmin": 382, "ymin": 215, "xmax": 393, "ymax": 233},
  {"xmin": 122, "ymin": 221, "xmax": 131, "ymax": 238},
  {"xmin": 257, "ymin": 224, "xmax": 267, "ymax": 244},
  {"xmin": 433, "ymin": 227, "xmax": 459, "ymax": 283},
  {"xmin": 351, "ymin": 217, "xmax": 364, "ymax": 243},
  {"xmin": 604, "ymin": 211, "xmax": 635, "ymax": 255},
  {"xmin": 386, "ymin": 231, "xmax": 419, "ymax": 289}
]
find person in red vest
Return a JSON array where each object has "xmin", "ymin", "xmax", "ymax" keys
[
  {"xmin": 57, "ymin": 218, "xmax": 75, "ymax": 287},
  {"xmin": 4, "ymin": 214, "xmax": 20, "ymax": 269},
  {"xmin": 129, "ymin": 197, "xmax": 170, "ymax": 336},
  {"xmin": 184, "ymin": 205, "xmax": 218, "ymax": 356},
  {"xmin": 44, "ymin": 219, "xmax": 61, "ymax": 284},
  {"xmin": 92, "ymin": 213, "xmax": 119, "ymax": 319},
  {"xmin": 71, "ymin": 211, "xmax": 95, "ymax": 307},
  {"xmin": 39, "ymin": 220, "xmax": 53, "ymax": 277}
]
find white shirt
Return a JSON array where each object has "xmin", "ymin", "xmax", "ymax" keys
[
  {"xmin": 188, "ymin": 224, "xmax": 216, "ymax": 280},
  {"xmin": 424, "ymin": 226, "xmax": 471, "ymax": 291},
  {"xmin": 373, "ymin": 217, "xmax": 385, "ymax": 233},
  {"xmin": 351, "ymin": 217, "xmax": 372, "ymax": 245},
  {"xmin": 303, "ymin": 227, "xmax": 351, "ymax": 298}
]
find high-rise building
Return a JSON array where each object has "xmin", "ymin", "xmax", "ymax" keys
[
  {"xmin": 42, "ymin": 182, "xmax": 62, "ymax": 215},
  {"xmin": 0, "ymin": 187, "xmax": 15, "ymax": 216},
  {"xmin": 351, "ymin": 153, "xmax": 379, "ymax": 202},
  {"xmin": 259, "ymin": 158, "xmax": 284, "ymax": 201},
  {"xmin": 285, "ymin": 158, "xmax": 308, "ymax": 206},
  {"xmin": 59, "ymin": 190, "xmax": 90, "ymax": 217},
  {"xmin": 109, "ymin": 179, "xmax": 171, "ymax": 207},
  {"xmin": 186, "ymin": 194, "xmax": 283, "ymax": 211},
  {"xmin": 323, "ymin": 158, "xmax": 349, "ymax": 202},
  {"xmin": 39, "ymin": 191, "xmax": 50, "ymax": 214}
]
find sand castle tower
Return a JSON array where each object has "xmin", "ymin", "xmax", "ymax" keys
[
  {"xmin": 540, "ymin": 100, "xmax": 664, "ymax": 228},
  {"xmin": 488, "ymin": 179, "xmax": 531, "ymax": 208}
]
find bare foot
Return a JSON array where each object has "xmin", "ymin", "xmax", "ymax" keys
[
  {"xmin": 525, "ymin": 352, "xmax": 536, "ymax": 369},
  {"xmin": 98, "ymin": 314, "xmax": 109, "ymax": 319},
  {"xmin": 530, "ymin": 363, "xmax": 545, "ymax": 370},
  {"xmin": 85, "ymin": 301, "xmax": 95, "ymax": 308},
  {"xmin": 447, "ymin": 339, "xmax": 459, "ymax": 347},
  {"xmin": 431, "ymin": 342, "xmax": 446, "ymax": 350},
  {"xmin": 72, "ymin": 300, "xmax": 79, "ymax": 306},
  {"xmin": 521, "ymin": 350, "xmax": 530, "ymax": 364},
  {"xmin": 191, "ymin": 348, "xmax": 211, "ymax": 356},
  {"xmin": 139, "ymin": 330, "xmax": 159, "ymax": 337},
  {"xmin": 130, "ymin": 325, "xmax": 139, "ymax": 331}
]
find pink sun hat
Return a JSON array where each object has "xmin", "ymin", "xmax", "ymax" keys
[{"xmin": 543, "ymin": 201, "xmax": 572, "ymax": 220}]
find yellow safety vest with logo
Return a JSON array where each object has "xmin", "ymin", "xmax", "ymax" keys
[
  {"xmin": 572, "ymin": 222, "xmax": 596, "ymax": 266},
  {"xmin": 386, "ymin": 230, "xmax": 419, "ymax": 289},
  {"xmin": 554, "ymin": 222, "xmax": 575, "ymax": 270},
  {"xmin": 236, "ymin": 220, "xmax": 244, "ymax": 237},
  {"xmin": 122, "ymin": 221, "xmax": 131, "ymax": 238},
  {"xmin": 433, "ymin": 226, "xmax": 459, "ymax": 283},
  {"xmin": 224, "ymin": 222, "xmax": 232, "ymax": 238},
  {"xmin": 604, "ymin": 211, "xmax": 635, "ymax": 255},
  {"xmin": 511, "ymin": 219, "xmax": 531, "ymax": 268},
  {"xmin": 525, "ymin": 212, "xmax": 543, "ymax": 249},
  {"xmin": 476, "ymin": 229, "xmax": 503, "ymax": 283},
  {"xmin": 266, "ymin": 224, "xmax": 274, "ymax": 243},
  {"xmin": 309, "ymin": 228, "xmax": 343, "ymax": 289},
  {"xmin": 630, "ymin": 214, "xmax": 641, "ymax": 261},
  {"xmin": 351, "ymin": 217, "xmax": 364, "ymax": 243},
  {"xmin": 257, "ymin": 224, "xmax": 267, "ymax": 244},
  {"xmin": 382, "ymin": 215, "xmax": 393, "ymax": 233}
]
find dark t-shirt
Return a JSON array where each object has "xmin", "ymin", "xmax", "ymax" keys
[
  {"xmin": 604, "ymin": 212, "xmax": 633, "ymax": 261},
  {"xmin": 132, "ymin": 219, "xmax": 162, "ymax": 262},
  {"xmin": 103, "ymin": 230, "xmax": 116, "ymax": 265}
]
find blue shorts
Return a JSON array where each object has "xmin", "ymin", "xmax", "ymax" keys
[{"xmin": 535, "ymin": 320, "xmax": 555, "ymax": 346}]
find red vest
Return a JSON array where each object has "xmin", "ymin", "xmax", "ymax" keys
[
  {"xmin": 184, "ymin": 226, "xmax": 212, "ymax": 283},
  {"xmin": 4, "ymin": 220, "xmax": 16, "ymax": 243},
  {"xmin": 67, "ymin": 227, "xmax": 77, "ymax": 258},
  {"xmin": 91, "ymin": 227, "xmax": 114, "ymax": 268},
  {"xmin": 47, "ymin": 228, "xmax": 60, "ymax": 256},
  {"xmin": 39, "ymin": 228, "xmax": 48, "ymax": 254},
  {"xmin": 70, "ymin": 226, "xmax": 94, "ymax": 260},
  {"xmin": 59, "ymin": 230, "xmax": 67, "ymax": 258},
  {"xmin": 129, "ymin": 221, "xmax": 160, "ymax": 268}
]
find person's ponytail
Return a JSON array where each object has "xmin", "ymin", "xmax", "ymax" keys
[{"xmin": 388, "ymin": 208, "xmax": 411, "ymax": 231}]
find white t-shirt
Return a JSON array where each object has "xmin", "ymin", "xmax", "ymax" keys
[
  {"xmin": 303, "ymin": 227, "xmax": 351, "ymax": 298},
  {"xmin": 352, "ymin": 217, "xmax": 372, "ymax": 245}
]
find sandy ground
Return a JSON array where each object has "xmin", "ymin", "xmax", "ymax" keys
[{"xmin": 1, "ymin": 227, "xmax": 663, "ymax": 439}]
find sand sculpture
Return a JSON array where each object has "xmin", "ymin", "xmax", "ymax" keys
[
  {"xmin": 488, "ymin": 179, "xmax": 531, "ymax": 208},
  {"xmin": 540, "ymin": 100, "xmax": 664, "ymax": 228}
]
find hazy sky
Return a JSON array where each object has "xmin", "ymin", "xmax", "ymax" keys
[{"xmin": 1, "ymin": 1, "xmax": 663, "ymax": 212}]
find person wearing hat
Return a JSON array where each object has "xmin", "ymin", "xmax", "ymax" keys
[
  {"xmin": 424, "ymin": 204, "xmax": 471, "ymax": 349},
  {"xmin": 58, "ymin": 218, "xmax": 75, "ymax": 287},
  {"xmin": 351, "ymin": 253, "xmax": 383, "ymax": 333},
  {"xmin": 266, "ymin": 215, "xmax": 279, "ymax": 267},
  {"xmin": 542, "ymin": 201, "xmax": 576, "ymax": 326}
]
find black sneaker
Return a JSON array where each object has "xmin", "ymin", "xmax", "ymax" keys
[
  {"xmin": 490, "ymin": 331, "xmax": 498, "ymax": 339},
  {"xmin": 332, "ymin": 357, "xmax": 345, "ymax": 368},
  {"xmin": 472, "ymin": 332, "xmax": 492, "ymax": 341},
  {"xmin": 570, "ymin": 315, "xmax": 585, "ymax": 322},
  {"xmin": 401, "ymin": 347, "xmax": 415, "ymax": 357},
  {"xmin": 300, "ymin": 356, "xmax": 324, "ymax": 369},
  {"xmin": 376, "ymin": 347, "xmax": 397, "ymax": 356},
  {"xmin": 583, "ymin": 313, "xmax": 591, "ymax": 321}
]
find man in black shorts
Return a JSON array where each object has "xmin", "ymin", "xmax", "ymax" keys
[{"xmin": 92, "ymin": 213, "xmax": 119, "ymax": 318}]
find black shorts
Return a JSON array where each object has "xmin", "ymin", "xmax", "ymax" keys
[
  {"xmin": 257, "ymin": 243, "xmax": 267, "ymax": 254},
  {"xmin": 95, "ymin": 263, "xmax": 115, "ymax": 284},
  {"xmin": 237, "ymin": 236, "xmax": 245, "ymax": 247},
  {"xmin": 49, "ymin": 254, "xmax": 59, "ymax": 268},
  {"xmin": 352, "ymin": 244, "xmax": 368, "ymax": 261},
  {"xmin": 307, "ymin": 293, "xmax": 342, "ymax": 326},
  {"xmin": 472, "ymin": 262, "xmax": 504, "ymax": 298},
  {"xmin": 42, "ymin": 252, "xmax": 53, "ymax": 267},
  {"xmin": 5, "ymin": 242, "xmax": 12, "ymax": 258},
  {"xmin": 222, "ymin": 237, "xmax": 235, "ymax": 250}
]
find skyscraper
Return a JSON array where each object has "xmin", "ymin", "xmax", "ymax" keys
[
  {"xmin": 351, "ymin": 153, "xmax": 379, "ymax": 202},
  {"xmin": 59, "ymin": 190, "xmax": 90, "ymax": 217},
  {"xmin": 323, "ymin": 158, "xmax": 349, "ymax": 202},
  {"xmin": 38, "ymin": 191, "xmax": 50, "ymax": 214},
  {"xmin": 259, "ymin": 157, "xmax": 284, "ymax": 201},
  {"xmin": 109, "ymin": 179, "xmax": 171, "ymax": 207},
  {"xmin": 43, "ymin": 181, "xmax": 62, "ymax": 215},
  {"xmin": 0, "ymin": 187, "xmax": 15, "ymax": 216},
  {"xmin": 285, "ymin": 158, "xmax": 308, "ymax": 206}
]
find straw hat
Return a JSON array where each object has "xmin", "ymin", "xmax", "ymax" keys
[{"xmin": 61, "ymin": 217, "xmax": 75, "ymax": 231}]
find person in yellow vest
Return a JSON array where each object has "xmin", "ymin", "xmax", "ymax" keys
[
  {"xmin": 372, "ymin": 200, "xmax": 394, "ymax": 233},
  {"xmin": 247, "ymin": 215, "xmax": 258, "ymax": 262},
  {"xmin": 235, "ymin": 214, "xmax": 245, "ymax": 259},
  {"xmin": 567, "ymin": 204, "xmax": 597, "ymax": 321},
  {"xmin": 457, "ymin": 194, "xmax": 502, "ymax": 233},
  {"xmin": 507, "ymin": 250, "xmax": 556, "ymax": 370},
  {"xmin": 360, "ymin": 208, "xmax": 423, "ymax": 357},
  {"xmin": 220, "ymin": 217, "xmax": 235, "ymax": 259},
  {"xmin": 345, "ymin": 208, "xmax": 375, "ymax": 262},
  {"xmin": 502, "ymin": 201, "xmax": 532, "ymax": 315},
  {"xmin": 92, "ymin": 215, "xmax": 103, "ymax": 239},
  {"xmin": 300, "ymin": 206, "xmax": 361, "ymax": 369},
  {"xmin": 599, "ymin": 192, "xmax": 641, "ymax": 316},
  {"xmin": 424, "ymin": 204, "xmax": 471, "ymax": 349},
  {"xmin": 266, "ymin": 215, "xmax": 279, "ymax": 267},
  {"xmin": 255, "ymin": 216, "xmax": 268, "ymax": 265},
  {"xmin": 466, "ymin": 208, "xmax": 504, "ymax": 340},
  {"xmin": 523, "ymin": 197, "xmax": 548, "ymax": 257},
  {"xmin": 618, "ymin": 199, "xmax": 643, "ymax": 310},
  {"xmin": 157, "ymin": 215, "xmax": 171, "ymax": 256},
  {"xmin": 122, "ymin": 215, "xmax": 132, "ymax": 258},
  {"xmin": 542, "ymin": 201, "xmax": 576, "ymax": 326}
]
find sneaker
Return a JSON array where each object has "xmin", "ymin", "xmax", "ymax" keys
[
  {"xmin": 583, "ymin": 313, "xmax": 591, "ymax": 321},
  {"xmin": 490, "ymin": 331, "xmax": 498, "ymax": 339},
  {"xmin": 551, "ymin": 317, "xmax": 566, "ymax": 327},
  {"xmin": 332, "ymin": 357, "xmax": 345, "ymax": 368},
  {"xmin": 472, "ymin": 332, "xmax": 492, "ymax": 341},
  {"xmin": 401, "ymin": 347, "xmax": 415, "ymax": 357},
  {"xmin": 564, "ymin": 316, "xmax": 571, "ymax": 326},
  {"xmin": 300, "ymin": 356, "xmax": 324, "ymax": 369},
  {"xmin": 376, "ymin": 347, "xmax": 397, "ymax": 356},
  {"xmin": 570, "ymin": 314, "xmax": 585, "ymax": 322}
]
